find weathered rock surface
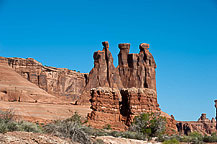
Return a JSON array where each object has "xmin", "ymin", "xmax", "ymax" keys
[
  {"xmin": 87, "ymin": 87, "xmax": 176, "ymax": 133},
  {"xmin": 96, "ymin": 136, "xmax": 161, "ymax": 144},
  {"xmin": 87, "ymin": 87, "xmax": 126, "ymax": 130},
  {"xmin": 177, "ymin": 113, "xmax": 216, "ymax": 135},
  {"xmin": 86, "ymin": 42, "xmax": 177, "ymax": 133},
  {"xmin": 0, "ymin": 57, "xmax": 60, "ymax": 103},
  {"xmin": 80, "ymin": 41, "xmax": 123, "ymax": 103},
  {"xmin": 118, "ymin": 43, "xmax": 157, "ymax": 90},
  {"xmin": 120, "ymin": 88, "xmax": 160, "ymax": 125},
  {"xmin": 0, "ymin": 131, "xmax": 73, "ymax": 144},
  {"xmin": 84, "ymin": 42, "xmax": 123, "ymax": 89},
  {"xmin": 2, "ymin": 57, "xmax": 87, "ymax": 101}
]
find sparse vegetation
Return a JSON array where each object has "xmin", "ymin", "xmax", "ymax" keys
[
  {"xmin": 103, "ymin": 124, "xmax": 112, "ymax": 130},
  {"xmin": 2, "ymin": 110, "xmax": 216, "ymax": 144},
  {"xmin": 44, "ymin": 112, "xmax": 91, "ymax": 144},
  {"xmin": 129, "ymin": 112, "xmax": 167, "ymax": 138},
  {"xmin": 0, "ymin": 110, "xmax": 42, "ymax": 134},
  {"xmin": 157, "ymin": 131, "xmax": 217, "ymax": 143},
  {"xmin": 163, "ymin": 138, "xmax": 180, "ymax": 144}
]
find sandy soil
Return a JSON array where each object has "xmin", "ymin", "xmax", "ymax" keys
[{"xmin": 0, "ymin": 101, "xmax": 91, "ymax": 123}]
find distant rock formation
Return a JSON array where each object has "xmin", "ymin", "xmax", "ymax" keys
[
  {"xmin": 177, "ymin": 113, "xmax": 216, "ymax": 135},
  {"xmin": 0, "ymin": 57, "xmax": 60, "ymax": 103},
  {"xmin": 4, "ymin": 57, "xmax": 87, "ymax": 101}
]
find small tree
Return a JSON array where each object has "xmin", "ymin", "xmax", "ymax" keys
[{"xmin": 129, "ymin": 112, "xmax": 166, "ymax": 137}]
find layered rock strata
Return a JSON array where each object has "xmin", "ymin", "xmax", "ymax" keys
[
  {"xmin": 1, "ymin": 57, "xmax": 87, "ymax": 101},
  {"xmin": 87, "ymin": 87, "xmax": 126, "ymax": 130},
  {"xmin": 177, "ymin": 113, "xmax": 216, "ymax": 135},
  {"xmin": 0, "ymin": 57, "xmax": 60, "ymax": 103},
  {"xmin": 87, "ymin": 42, "xmax": 176, "ymax": 132},
  {"xmin": 87, "ymin": 87, "xmax": 161, "ymax": 130}
]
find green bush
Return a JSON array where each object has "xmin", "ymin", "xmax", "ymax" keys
[
  {"xmin": 17, "ymin": 121, "xmax": 42, "ymax": 133},
  {"xmin": 163, "ymin": 138, "xmax": 179, "ymax": 144},
  {"xmin": 0, "ymin": 110, "xmax": 42, "ymax": 133},
  {"xmin": 129, "ymin": 112, "xmax": 166, "ymax": 137},
  {"xmin": 103, "ymin": 124, "xmax": 112, "ymax": 130},
  {"xmin": 203, "ymin": 134, "xmax": 217, "ymax": 143},
  {"xmin": 44, "ymin": 112, "xmax": 91, "ymax": 144}
]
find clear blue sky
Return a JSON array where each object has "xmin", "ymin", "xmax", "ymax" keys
[{"xmin": 0, "ymin": 0, "xmax": 217, "ymax": 121}]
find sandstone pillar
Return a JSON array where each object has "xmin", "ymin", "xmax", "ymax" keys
[{"xmin": 118, "ymin": 43, "xmax": 130, "ymax": 67}]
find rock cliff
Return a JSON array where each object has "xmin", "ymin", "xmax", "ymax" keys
[
  {"xmin": 0, "ymin": 57, "xmax": 59, "ymax": 103},
  {"xmin": 4, "ymin": 57, "xmax": 87, "ymax": 101}
]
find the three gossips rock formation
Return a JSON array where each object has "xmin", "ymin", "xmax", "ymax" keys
[{"xmin": 86, "ymin": 41, "xmax": 176, "ymax": 132}]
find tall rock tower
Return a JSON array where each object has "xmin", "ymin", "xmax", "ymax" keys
[{"xmin": 118, "ymin": 43, "xmax": 157, "ymax": 90}]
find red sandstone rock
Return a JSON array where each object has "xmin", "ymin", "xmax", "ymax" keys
[
  {"xmin": 86, "ymin": 42, "xmax": 177, "ymax": 133},
  {"xmin": 177, "ymin": 113, "xmax": 216, "ymax": 135},
  {"xmin": 0, "ymin": 58, "xmax": 60, "ymax": 103},
  {"xmin": 87, "ymin": 87, "xmax": 126, "ymax": 130},
  {"xmin": 5, "ymin": 57, "xmax": 87, "ymax": 101},
  {"xmin": 118, "ymin": 43, "xmax": 157, "ymax": 90},
  {"xmin": 120, "ymin": 88, "xmax": 160, "ymax": 125},
  {"xmin": 80, "ymin": 42, "xmax": 123, "ymax": 103},
  {"xmin": 85, "ymin": 42, "xmax": 123, "ymax": 89}
]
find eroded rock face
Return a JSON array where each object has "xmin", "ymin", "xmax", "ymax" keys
[
  {"xmin": 80, "ymin": 41, "xmax": 123, "ymax": 103},
  {"xmin": 87, "ymin": 87, "xmax": 126, "ymax": 130},
  {"xmin": 86, "ymin": 42, "xmax": 177, "ymax": 133},
  {"xmin": 118, "ymin": 43, "xmax": 157, "ymax": 90},
  {"xmin": 6, "ymin": 57, "xmax": 87, "ymax": 101},
  {"xmin": 0, "ymin": 57, "xmax": 60, "ymax": 103},
  {"xmin": 177, "ymin": 113, "xmax": 216, "ymax": 135},
  {"xmin": 88, "ymin": 87, "xmax": 176, "ymax": 133},
  {"xmin": 120, "ymin": 88, "xmax": 160, "ymax": 125},
  {"xmin": 85, "ymin": 41, "xmax": 123, "ymax": 90}
]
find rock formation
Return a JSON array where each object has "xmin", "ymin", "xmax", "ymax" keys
[
  {"xmin": 87, "ymin": 87, "xmax": 126, "ymax": 130},
  {"xmin": 84, "ymin": 41, "xmax": 123, "ymax": 90},
  {"xmin": 87, "ymin": 42, "xmax": 176, "ymax": 133},
  {"xmin": 0, "ymin": 57, "xmax": 59, "ymax": 103},
  {"xmin": 2, "ymin": 57, "xmax": 87, "ymax": 101},
  {"xmin": 0, "ymin": 41, "xmax": 178, "ymax": 133},
  {"xmin": 177, "ymin": 113, "xmax": 216, "ymax": 135},
  {"xmin": 118, "ymin": 43, "xmax": 156, "ymax": 90}
]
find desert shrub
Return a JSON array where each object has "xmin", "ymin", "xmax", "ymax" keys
[
  {"xmin": 129, "ymin": 112, "xmax": 166, "ymax": 137},
  {"xmin": 0, "ymin": 110, "xmax": 42, "ymax": 133},
  {"xmin": 82, "ymin": 126, "xmax": 109, "ymax": 137},
  {"xmin": 93, "ymin": 139, "xmax": 104, "ymax": 144},
  {"xmin": 163, "ymin": 138, "xmax": 179, "ymax": 144},
  {"xmin": 17, "ymin": 121, "xmax": 42, "ymax": 133},
  {"xmin": 44, "ymin": 113, "xmax": 91, "ymax": 144},
  {"xmin": 0, "ymin": 109, "xmax": 14, "ymax": 122},
  {"xmin": 103, "ymin": 124, "xmax": 112, "ymax": 130},
  {"xmin": 203, "ymin": 134, "xmax": 217, "ymax": 143},
  {"xmin": 157, "ymin": 133, "xmax": 205, "ymax": 144}
]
